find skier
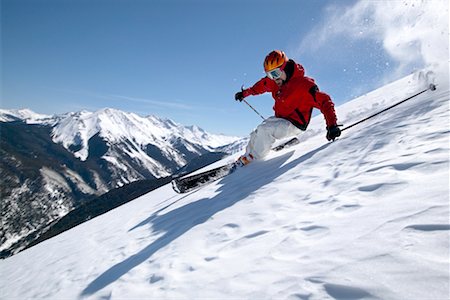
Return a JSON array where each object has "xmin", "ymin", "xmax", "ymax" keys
[{"xmin": 235, "ymin": 50, "xmax": 341, "ymax": 165}]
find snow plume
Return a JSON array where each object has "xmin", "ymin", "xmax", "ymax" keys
[{"xmin": 300, "ymin": 0, "xmax": 449, "ymax": 84}]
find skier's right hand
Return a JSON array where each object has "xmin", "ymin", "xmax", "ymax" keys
[{"xmin": 235, "ymin": 91, "xmax": 244, "ymax": 101}]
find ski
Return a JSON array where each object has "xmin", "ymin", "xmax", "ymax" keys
[
  {"xmin": 171, "ymin": 137, "xmax": 300, "ymax": 194},
  {"xmin": 172, "ymin": 162, "xmax": 237, "ymax": 193}
]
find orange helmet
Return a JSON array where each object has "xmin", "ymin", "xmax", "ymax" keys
[{"xmin": 263, "ymin": 50, "xmax": 288, "ymax": 72}]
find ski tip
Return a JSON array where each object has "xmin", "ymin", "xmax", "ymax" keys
[{"xmin": 171, "ymin": 180, "xmax": 183, "ymax": 194}]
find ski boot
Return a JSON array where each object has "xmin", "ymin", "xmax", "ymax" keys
[{"xmin": 236, "ymin": 153, "xmax": 254, "ymax": 167}]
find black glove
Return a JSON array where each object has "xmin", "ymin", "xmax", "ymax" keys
[
  {"xmin": 235, "ymin": 91, "xmax": 244, "ymax": 101},
  {"xmin": 326, "ymin": 125, "xmax": 341, "ymax": 141}
]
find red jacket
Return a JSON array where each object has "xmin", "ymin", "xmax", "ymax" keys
[{"xmin": 242, "ymin": 60, "xmax": 337, "ymax": 130}]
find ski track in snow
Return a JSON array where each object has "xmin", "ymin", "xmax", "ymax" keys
[{"xmin": 0, "ymin": 72, "xmax": 449, "ymax": 300}]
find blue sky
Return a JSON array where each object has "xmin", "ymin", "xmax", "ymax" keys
[{"xmin": 1, "ymin": 0, "xmax": 448, "ymax": 136}]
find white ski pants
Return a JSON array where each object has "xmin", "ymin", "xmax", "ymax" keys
[{"xmin": 245, "ymin": 117, "xmax": 301, "ymax": 159}]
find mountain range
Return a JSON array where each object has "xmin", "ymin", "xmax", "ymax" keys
[{"xmin": 0, "ymin": 108, "xmax": 245, "ymax": 257}]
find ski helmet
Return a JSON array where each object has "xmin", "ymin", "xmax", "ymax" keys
[{"xmin": 264, "ymin": 50, "xmax": 288, "ymax": 72}]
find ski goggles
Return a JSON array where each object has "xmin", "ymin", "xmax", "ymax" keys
[
  {"xmin": 266, "ymin": 68, "xmax": 283, "ymax": 80},
  {"xmin": 266, "ymin": 61, "xmax": 287, "ymax": 80}
]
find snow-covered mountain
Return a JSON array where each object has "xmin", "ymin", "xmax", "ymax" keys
[
  {"xmin": 0, "ymin": 108, "xmax": 53, "ymax": 123},
  {"xmin": 0, "ymin": 108, "xmax": 243, "ymax": 257},
  {"xmin": 51, "ymin": 108, "xmax": 241, "ymax": 179},
  {"xmin": 1, "ymin": 70, "xmax": 448, "ymax": 299}
]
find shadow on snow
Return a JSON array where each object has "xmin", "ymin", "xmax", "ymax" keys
[{"xmin": 80, "ymin": 143, "xmax": 331, "ymax": 297}]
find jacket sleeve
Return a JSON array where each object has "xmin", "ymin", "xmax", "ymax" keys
[
  {"xmin": 314, "ymin": 90, "xmax": 338, "ymax": 127},
  {"xmin": 242, "ymin": 77, "xmax": 276, "ymax": 98}
]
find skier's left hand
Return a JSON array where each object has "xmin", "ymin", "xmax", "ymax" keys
[{"xmin": 326, "ymin": 125, "xmax": 341, "ymax": 141}]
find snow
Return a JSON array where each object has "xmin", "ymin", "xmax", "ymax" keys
[
  {"xmin": 0, "ymin": 108, "xmax": 52, "ymax": 123},
  {"xmin": 0, "ymin": 70, "xmax": 449, "ymax": 299}
]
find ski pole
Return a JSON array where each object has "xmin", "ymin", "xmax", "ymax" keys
[
  {"xmin": 239, "ymin": 85, "xmax": 266, "ymax": 120},
  {"xmin": 341, "ymin": 83, "xmax": 436, "ymax": 132},
  {"xmin": 242, "ymin": 99, "xmax": 266, "ymax": 120}
]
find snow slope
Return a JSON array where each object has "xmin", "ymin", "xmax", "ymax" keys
[{"xmin": 0, "ymin": 71, "xmax": 448, "ymax": 300}]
